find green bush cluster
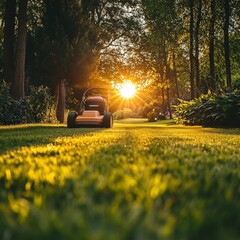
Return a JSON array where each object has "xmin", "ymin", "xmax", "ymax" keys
[
  {"xmin": 0, "ymin": 82, "xmax": 56, "ymax": 125},
  {"xmin": 175, "ymin": 91, "xmax": 240, "ymax": 127},
  {"xmin": 28, "ymin": 85, "xmax": 56, "ymax": 123},
  {"xmin": 147, "ymin": 110, "xmax": 158, "ymax": 122},
  {"xmin": 113, "ymin": 108, "xmax": 133, "ymax": 120}
]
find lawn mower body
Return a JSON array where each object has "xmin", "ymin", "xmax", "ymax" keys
[{"xmin": 67, "ymin": 88, "xmax": 113, "ymax": 128}]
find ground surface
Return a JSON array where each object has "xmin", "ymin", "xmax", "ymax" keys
[{"xmin": 0, "ymin": 119, "xmax": 240, "ymax": 240}]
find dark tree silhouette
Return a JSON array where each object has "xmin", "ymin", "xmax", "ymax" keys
[
  {"xmin": 195, "ymin": 0, "xmax": 202, "ymax": 96},
  {"xmin": 13, "ymin": 0, "xmax": 28, "ymax": 99},
  {"xmin": 209, "ymin": 0, "xmax": 216, "ymax": 92},
  {"xmin": 224, "ymin": 0, "xmax": 232, "ymax": 90},
  {"xmin": 189, "ymin": 0, "xmax": 195, "ymax": 99},
  {"xmin": 3, "ymin": 0, "xmax": 16, "ymax": 85}
]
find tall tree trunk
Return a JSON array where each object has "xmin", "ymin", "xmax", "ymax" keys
[
  {"xmin": 13, "ymin": 0, "xmax": 28, "ymax": 99},
  {"xmin": 56, "ymin": 80, "xmax": 66, "ymax": 123},
  {"xmin": 157, "ymin": 43, "xmax": 165, "ymax": 115},
  {"xmin": 161, "ymin": 87, "xmax": 165, "ymax": 114},
  {"xmin": 163, "ymin": 41, "xmax": 172, "ymax": 118},
  {"xmin": 189, "ymin": 0, "xmax": 195, "ymax": 99},
  {"xmin": 166, "ymin": 84, "xmax": 172, "ymax": 119},
  {"xmin": 209, "ymin": 0, "xmax": 216, "ymax": 92},
  {"xmin": 3, "ymin": 0, "xmax": 16, "ymax": 85},
  {"xmin": 172, "ymin": 50, "xmax": 180, "ymax": 99},
  {"xmin": 195, "ymin": 0, "xmax": 202, "ymax": 97},
  {"xmin": 224, "ymin": 0, "xmax": 232, "ymax": 90}
]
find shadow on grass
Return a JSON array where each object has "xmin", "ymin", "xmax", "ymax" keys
[
  {"xmin": 201, "ymin": 128, "xmax": 240, "ymax": 136},
  {"xmin": 0, "ymin": 140, "xmax": 141, "ymax": 240},
  {"xmin": 114, "ymin": 119, "xmax": 179, "ymax": 129},
  {"xmin": 115, "ymin": 118, "xmax": 176, "ymax": 125},
  {"xmin": 0, "ymin": 125, "xmax": 104, "ymax": 154},
  {"xmin": 115, "ymin": 120, "xmax": 240, "ymax": 136}
]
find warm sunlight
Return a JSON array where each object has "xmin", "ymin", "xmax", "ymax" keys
[{"xmin": 119, "ymin": 81, "xmax": 136, "ymax": 98}]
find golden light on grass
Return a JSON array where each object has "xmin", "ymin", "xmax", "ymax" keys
[{"xmin": 119, "ymin": 81, "xmax": 136, "ymax": 99}]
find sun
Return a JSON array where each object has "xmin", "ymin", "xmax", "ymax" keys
[{"xmin": 119, "ymin": 81, "xmax": 136, "ymax": 98}]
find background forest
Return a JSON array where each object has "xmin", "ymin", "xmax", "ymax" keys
[{"xmin": 0, "ymin": 0, "xmax": 240, "ymax": 124}]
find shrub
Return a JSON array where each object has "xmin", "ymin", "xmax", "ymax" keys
[
  {"xmin": 113, "ymin": 108, "xmax": 133, "ymax": 120},
  {"xmin": 65, "ymin": 85, "xmax": 79, "ymax": 111},
  {"xmin": 0, "ymin": 82, "xmax": 28, "ymax": 125},
  {"xmin": 158, "ymin": 113, "xmax": 166, "ymax": 120},
  {"xmin": 0, "ymin": 82, "xmax": 57, "ymax": 125},
  {"xmin": 28, "ymin": 85, "xmax": 55, "ymax": 123},
  {"xmin": 0, "ymin": 81, "xmax": 12, "ymax": 124},
  {"xmin": 147, "ymin": 110, "xmax": 158, "ymax": 122},
  {"xmin": 175, "ymin": 91, "xmax": 240, "ymax": 127}
]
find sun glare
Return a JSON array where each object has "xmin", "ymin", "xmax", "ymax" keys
[{"xmin": 119, "ymin": 81, "xmax": 136, "ymax": 98}]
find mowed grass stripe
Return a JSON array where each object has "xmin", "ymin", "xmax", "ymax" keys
[{"xmin": 1, "ymin": 119, "xmax": 240, "ymax": 240}]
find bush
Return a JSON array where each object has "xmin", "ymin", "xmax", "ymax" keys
[
  {"xmin": 158, "ymin": 113, "xmax": 166, "ymax": 120},
  {"xmin": 0, "ymin": 81, "xmax": 13, "ymax": 124},
  {"xmin": 113, "ymin": 109, "xmax": 133, "ymax": 120},
  {"xmin": 0, "ymin": 82, "xmax": 28, "ymax": 125},
  {"xmin": 0, "ymin": 82, "xmax": 57, "ymax": 125},
  {"xmin": 65, "ymin": 85, "xmax": 80, "ymax": 111},
  {"xmin": 28, "ymin": 85, "xmax": 56, "ymax": 123},
  {"xmin": 147, "ymin": 110, "xmax": 158, "ymax": 122},
  {"xmin": 175, "ymin": 91, "xmax": 240, "ymax": 127}
]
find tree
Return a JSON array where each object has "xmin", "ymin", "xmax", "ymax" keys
[
  {"xmin": 195, "ymin": 0, "xmax": 202, "ymax": 96},
  {"xmin": 223, "ymin": 0, "xmax": 232, "ymax": 90},
  {"xmin": 209, "ymin": 0, "xmax": 216, "ymax": 92},
  {"xmin": 172, "ymin": 50, "xmax": 180, "ymax": 98},
  {"xmin": 26, "ymin": 0, "xmax": 140, "ymax": 90},
  {"xmin": 189, "ymin": 0, "xmax": 195, "ymax": 99},
  {"xmin": 56, "ymin": 79, "xmax": 66, "ymax": 123},
  {"xmin": 3, "ymin": 0, "xmax": 16, "ymax": 85},
  {"xmin": 13, "ymin": 0, "xmax": 28, "ymax": 99},
  {"xmin": 139, "ymin": 0, "xmax": 184, "ymax": 113},
  {"xmin": 1, "ymin": 0, "xmax": 239, "ymax": 105}
]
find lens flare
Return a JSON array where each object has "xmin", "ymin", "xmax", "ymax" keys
[{"xmin": 119, "ymin": 81, "xmax": 136, "ymax": 98}]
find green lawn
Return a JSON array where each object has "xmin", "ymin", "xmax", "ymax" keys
[{"xmin": 1, "ymin": 119, "xmax": 240, "ymax": 240}]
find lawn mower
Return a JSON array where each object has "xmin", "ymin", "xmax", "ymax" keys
[{"xmin": 67, "ymin": 88, "xmax": 113, "ymax": 128}]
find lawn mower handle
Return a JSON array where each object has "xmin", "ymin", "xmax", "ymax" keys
[{"xmin": 79, "ymin": 88, "xmax": 110, "ymax": 113}]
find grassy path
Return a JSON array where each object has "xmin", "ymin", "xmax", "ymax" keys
[{"xmin": 1, "ymin": 119, "xmax": 240, "ymax": 239}]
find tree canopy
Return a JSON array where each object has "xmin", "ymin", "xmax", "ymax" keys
[{"xmin": 0, "ymin": 0, "xmax": 239, "ymax": 108}]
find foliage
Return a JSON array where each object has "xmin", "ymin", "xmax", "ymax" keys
[
  {"xmin": 1, "ymin": 0, "xmax": 240, "ymax": 103},
  {"xmin": 140, "ymin": 95, "xmax": 167, "ymax": 119},
  {"xmin": 28, "ymin": 85, "xmax": 56, "ymax": 123},
  {"xmin": 0, "ymin": 81, "xmax": 28, "ymax": 124},
  {"xmin": 137, "ymin": 0, "xmax": 240, "ymax": 105},
  {"xmin": 175, "ymin": 91, "xmax": 240, "ymax": 127},
  {"xmin": 25, "ymin": 0, "xmax": 142, "ymax": 89},
  {"xmin": 1, "ymin": 120, "xmax": 240, "ymax": 239},
  {"xmin": 0, "ymin": 82, "xmax": 56, "ymax": 125},
  {"xmin": 113, "ymin": 108, "xmax": 133, "ymax": 120},
  {"xmin": 65, "ymin": 84, "xmax": 80, "ymax": 111},
  {"xmin": 147, "ymin": 110, "xmax": 158, "ymax": 122}
]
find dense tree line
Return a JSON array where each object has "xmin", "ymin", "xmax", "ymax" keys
[
  {"xmin": 0, "ymin": 0, "xmax": 139, "ymax": 99},
  {"xmin": 0, "ymin": 0, "xmax": 239, "ymax": 115},
  {"xmin": 139, "ymin": 0, "xmax": 240, "ymax": 102}
]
